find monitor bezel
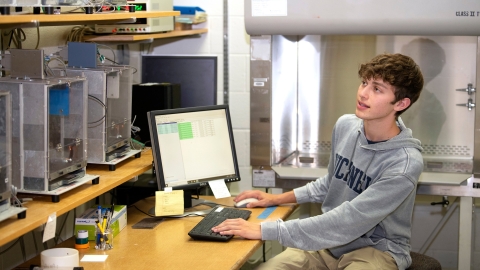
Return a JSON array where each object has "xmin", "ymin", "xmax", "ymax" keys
[{"xmin": 147, "ymin": 104, "xmax": 241, "ymax": 194}]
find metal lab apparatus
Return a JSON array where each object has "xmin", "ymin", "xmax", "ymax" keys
[
  {"xmin": 0, "ymin": 92, "xmax": 12, "ymax": 214},
  {"xmin": 0, "ymin": 77, "xmax": 90, "ymax": 196},
  {"xmin": 0, "ymin": 92, "xmax": 27, "ymax": 221},
  {"xmin": 55, "ymin": 66, "xmax": 136, "ymax": 167}
]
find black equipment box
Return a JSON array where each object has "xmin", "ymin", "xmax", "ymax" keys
[{"xmin": 131, "ymin": 83, "xmax": 181, "ymax": 144}]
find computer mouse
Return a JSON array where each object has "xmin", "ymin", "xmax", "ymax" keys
[{"xmin": 234, "ymin": 198, "xmax": 259, "ymax": 208}]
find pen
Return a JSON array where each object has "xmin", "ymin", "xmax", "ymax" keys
[
  {"xmin": 95, "ymin": 220, "xmax": 104, "ymax": 235},
  {"xmin": 105, "ymin": 204, "xmax": 114, "ymax": 231},
  {"xmin": 97, "ymin": 205, "xmax": 102, "ymax": 224},
  {"xmin": 109, "ymin": 204, "xmax": 114, "ymax": 225},
  {"xmin": 102, "ymin": 215, "xmax": 107, "ymax": 233},
  {"xmin": 95, "ymin": 221, "xmax": 105, "ymax": 241}
]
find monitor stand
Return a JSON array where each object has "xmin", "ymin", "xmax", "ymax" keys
[{"xmin": 148, "ymin": 189, "xmax": 217, "ymax": 217}]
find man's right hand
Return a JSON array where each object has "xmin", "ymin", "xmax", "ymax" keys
[{"xmin": 234, "ymin": 190, "xmax": 296, "ymax": 208}]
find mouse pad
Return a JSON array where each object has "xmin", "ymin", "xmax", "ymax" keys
[{"xmin": 132, "ymin": 217, "xmax": 165, "ymax": 229}]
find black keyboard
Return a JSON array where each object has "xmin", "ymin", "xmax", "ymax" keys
[{"xmin": 188, "ymin": 206, "xmax": 252, "ymax": 241}]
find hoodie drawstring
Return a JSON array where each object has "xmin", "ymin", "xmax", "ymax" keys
[
  {"xmin": 360, "ymin": 152, "xmax": 376, "ymax": 189},
  {"xmin": 346, "ymin": 130, "xmax": 376, "ymax": 191},
  {"xmin": 344, "ymin": 131, "xmax": 361, "ymax": 179}
]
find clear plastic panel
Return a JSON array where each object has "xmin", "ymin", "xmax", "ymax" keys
[
  {"xmin": 0, "ymin": 93, "xmax": 11, "ymax": 199},
  {"xmin": 49, "ymin": 81, "xmax": 86, "ymax": 174},
  {"xmin": 105, "ymin": 68, "xmax": 131, "ymax": 150}
]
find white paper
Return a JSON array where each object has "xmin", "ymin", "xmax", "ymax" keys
[
  {"xmin": 81, "ymin": 255, "xmax": 108, "ymax": 262},
  {"xmin": 43, "ymin": 213, "xmax": 57, "ymax": 243},
  {"xmin": 252, "ymin": 169, "xmax": 276, "ymax": 187},
  {"xmin": 208, "ymin": 179, "xmax": 231, "ymax": 199}
]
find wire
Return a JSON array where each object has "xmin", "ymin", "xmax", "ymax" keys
[
  {"xmin": 34, "ymin": 24, "xmax": 40, "ymax": 49},
  {"xmin": 246, "ymin": 244, "xmax": 272, "ymax": 265},
  {"xmin": 66, "ymin": 25, "xmax": 96, "ymax": 43},
  {"xmin": 131, "ymin": 115, "xmax": 141, "ymax": 136},
  {"xmin": 3, "ymin": 28, "xmax": 26, "ymax": 49},
  {"xmin": 87, "ymin": 95, "xmax": 107, "ymax": 126},
  {"xmin": 95, "ymin": 43, "xmax": 116, "ymax": 64},
  {"xmin": 99, "ymin": 58, "xmax": 138, "ymax": 74},
  {"xmin": 44, "ymin": 56, "xmax": 68, "ymax": 77},
  {"xmin": 129, "ymin": 204, "xmax": 154, "ymax": 217}
]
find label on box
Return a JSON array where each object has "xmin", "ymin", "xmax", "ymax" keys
[{"xmin": 75, "ymin": 205, "xmax": 127, "ymax": 241}]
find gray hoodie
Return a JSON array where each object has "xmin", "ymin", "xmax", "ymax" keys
[{"xmin": 261, "ymin": 114, "xmax": 423, "ymax": 270}]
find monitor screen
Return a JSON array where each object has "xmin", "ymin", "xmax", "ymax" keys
[
  {"xmin": 141, "ymin": 55, "xmax": 217, "ymax": 108},
  {"xmin": 147, "ymin": 105, "xmax": 240, "ymax": 208}
]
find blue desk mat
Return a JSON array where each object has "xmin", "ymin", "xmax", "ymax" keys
[{"xmin": 257, "ymin": 206, "xmax": 277, "ymax": 219}]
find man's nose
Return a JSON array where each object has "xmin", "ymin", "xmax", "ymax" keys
[{"xmin": 359, "ymin": 86, "xmax": 369, "ymax": 98}]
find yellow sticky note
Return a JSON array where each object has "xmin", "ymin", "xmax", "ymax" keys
[{"xmin": 155, "ymin": 190, "xmax": 184, "ymax": 216}]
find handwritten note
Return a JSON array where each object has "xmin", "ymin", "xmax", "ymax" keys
[
  {"xmin": 155, "ymin": 190, "xmax": 184, "ymax": 216},
  {"xmin": 43, "ymin": 212, "xmax": 57, "ymax": 243}
]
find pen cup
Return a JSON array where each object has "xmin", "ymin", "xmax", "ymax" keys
[{"xmin": 95, "ymin": 228, "xmax": 113, "ymax": 250}]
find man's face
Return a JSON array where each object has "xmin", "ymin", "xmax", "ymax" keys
[{"xmin": 355, "ymin": 78, "xmax": 399, "ymax": 122}]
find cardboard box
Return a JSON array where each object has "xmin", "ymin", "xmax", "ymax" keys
[{"xmin": 75, "ymin": 205, "xmax": 127, "ymax": 241}]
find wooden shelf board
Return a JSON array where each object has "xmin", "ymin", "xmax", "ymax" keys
[
  {"xmin": 0, "ymin": 150, "xmax": 153, "ymax": 247},
  {"xmin": 84, "ymin": 28, "xmax": 208, "ymax": 42},
  {"xmin": 0, "ymin": 11, "xmax": 179, "ymax": 26}
]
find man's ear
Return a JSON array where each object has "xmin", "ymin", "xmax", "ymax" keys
[{"xmin": 395, "ymin": 98, "xmax": 411, "ymax": 112}]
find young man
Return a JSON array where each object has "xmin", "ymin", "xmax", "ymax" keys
[{"xmin": 213, "ymin": 53, "xmax": 424, "ymax": 270}]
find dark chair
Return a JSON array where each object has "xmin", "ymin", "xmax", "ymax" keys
[{"xmin": 407, "ymin": 251, "xmax": 442, "ymax": 270}]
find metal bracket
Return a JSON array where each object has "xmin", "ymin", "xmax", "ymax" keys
[
  {"xmin": 456, "ymin": 83, "xmax": 476, "ymax": 95},
  {"xmin": 456, "ymin": 98, "xmax": 476, "ymax": 110}
]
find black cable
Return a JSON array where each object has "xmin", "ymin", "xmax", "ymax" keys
[
  {"xmin": 129, "ymin": 204, "xmax": 153, "ymax": 217},
  {"xmin": 6, "ymin": 29, "xmax": 14, "ymax": 49},
  {"xmin": 263, "ymin": 243, "xmax": 266, "ymax": 262},
  {"xmin": 11, "ymin": 28, "xmax": 26, "ymax": 49},
  {"xmin": 34, "ymin": 24, "xmax": 40, "ymax": 49},
  {"xmin": 87, "ymin": 95, "xmax": 107, "ymax": 125},
  {"xmin": 263, "ymin": 187, "xmax": 269, "ymax": 262}
]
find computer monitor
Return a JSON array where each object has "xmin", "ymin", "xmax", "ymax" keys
[
  {"xmin": 147, "ymin": 105, "xmax": 240, "ymax": 210},
  {"xmin": 141, "ymin": 55, "xmax": 217, "ymax": 108}
]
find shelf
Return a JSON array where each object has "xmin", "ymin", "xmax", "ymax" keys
[
  {"xmin": 0, "ymin": 150, "xmax": 153, "ymax": 247},
  {"xmin": 83, "ymin": 28, "xmax": 208, "ymax": 42},
  {"xmin": 0, "ymin": 11, "xmax": 179, "ymax": 28}
]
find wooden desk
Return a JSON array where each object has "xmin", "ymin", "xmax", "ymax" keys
[
  {"xmin": 17, "ymin": 196, "xmax": 298, "ymax": 270},
  {"xmin": 0, "ymin": 149, "xmax": 153, "ymax": 247}
]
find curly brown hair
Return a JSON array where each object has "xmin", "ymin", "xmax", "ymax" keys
[{"xmin": 358, "ymin": 53, "xmax": 424, "ymax": 117}]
